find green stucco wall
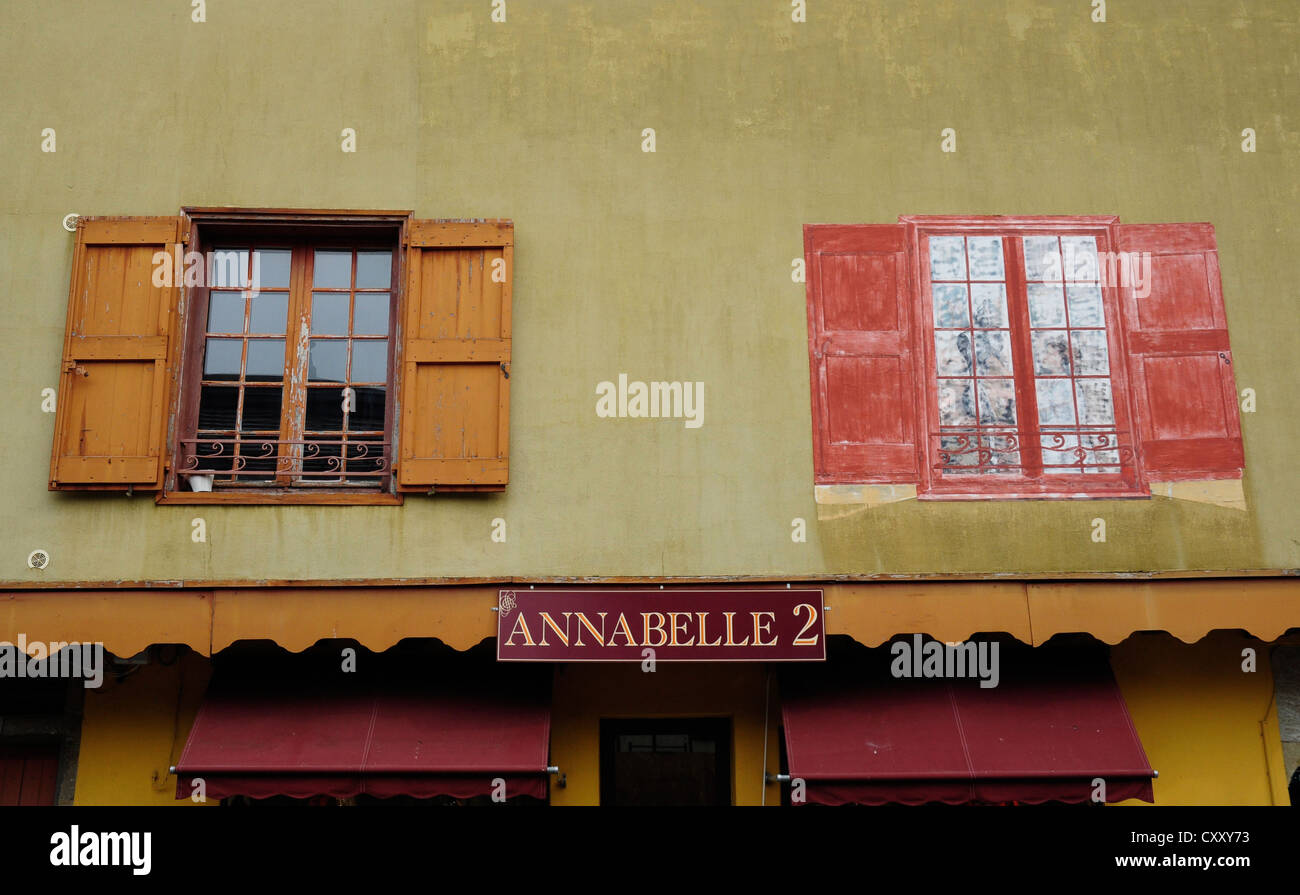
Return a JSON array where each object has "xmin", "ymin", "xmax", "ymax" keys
[{"xmin": 2, "ymin": 0, "xmax": 1296, "ymax": 584}]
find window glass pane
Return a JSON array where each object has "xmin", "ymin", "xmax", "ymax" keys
[
  {"xmin": 305, "ymin": 387, "xmax": 345, "ymax": 432},
  {"xmin": 1060, "ymin": 236, "xmax": 1099, "ymax": 281},
  {"xmin": 966, "ymin": 237, "xmax": 1004, "ymax": 280},
  {"xmin": 1070, "ymin": 330, "xmax": 1110, "ymax": 374},
  {"xmin": 245, "ymin": 339, "xmax": 285, "ymax": 381},
  {"xmin": 1031, "ymin": 331, "xmax": 1071, "ymax": 375},
  {"xmin": 208, "ymin": 249, "xmax": 249, "ymax": 288},
  {"xmin": 254, "ymin": 249, "xmax": 292, "ymax": 290},
  {"xmin": 249, "ymin": 293, "xmax": 288, "ymax": 334},
  {"xmin": 1041, "ymin": 431, "xmax": 1080, "ymax": 474},
  {"xmin": 929, "ymin": 237, "xmax": 966, "ymax": 281},
  {"xmin": 934, "ymin": 331, "xmax": 972, "ymax": 377},
  {"xmin": 311, "ymin": 292, "xmax": 350, "ymax": 335},
  {"xmin": 313, "ymin": 250, "xmax": 352, "ymax": 288},
  {"xmin": 939, "ymin": 434, "xmax": 979, "ymax": 469},
  {"xmin": 351, "ymin": 341, "xmax": 389, "ymax": 382},
  {"xmin": 353, "ymin": 293, "xmax": 390, "ymax": 335},
  {"xmin": 1082, "ymin": 433, "xmax": 1121, "ymax": 473},
  {"xmin": 1066, "ymin": 284, "xmax": 1105, "ymax": 327},
  {"xmin": 351, "ymin": 387, "xmax": 386, "ymax": 431},
  {"xmin": 1027, "ymin": 283, "xmax": 1066, "ymax": 327},
  {"xmin": 937, "ymin": 380, "xmax": 976, "ymax": 426},
  {"xmin": 240, "ymin": 386, "xmax": 283, "ymax": 431},
  {"xmin": 1035, "ymin": 378, "xmax": 1076, "ymax": 426},
  {"xmin": 981, "ymin": 433, "xmax": 1019, "ymax": 472},
  {"xmin": 1075, "ymin": 379, "xmax": 1115, "ymax": 425},
  {"xmin": 302, "ymin": 440, "xmax": 343, "ymax": 478},
  {"xmin": 197, "ymin": 385, "xmax": 239, "ymax": 430},
  {"xmin": 308, "ymin": 339, "xmax": 348, "ymax": 382},
  {"xmin": 932, "ymin": 284, "xmax": 969, "ymax": 328},
  {"xmin": 976, "ymin": 379, "xmax": 1017, "ymax": 426},
  {"xmin": 356, "ymin": 251, "xmax": 392, "ymax": 289},
  {"xmin": 974, "ymin": 331, "xmax": 1014, "ymax": 376},
  {"xmin": 346, "ymin": 435, "xmax": 386, "ymax": 479},
  {"xmin": 970, "ymin": 283, "xmax": 1008, "ymax": 327},
  {"xmin": 1023, "ymin": 236, "xmax": 1060, "ymax": 281},
  {"xmin": 203, "ymin": 338, "xmax": 243, "ymax": 379},
  {"xmin": 207, "ymin": 291, "xmax": 245, "ymax": 333}
]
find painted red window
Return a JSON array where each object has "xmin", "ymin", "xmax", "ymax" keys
[{"xmin": 804, "ymin": 216, "xmax": 1244, "ymax": 499}]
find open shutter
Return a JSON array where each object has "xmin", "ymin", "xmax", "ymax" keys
[
  {"xmin": 49, "ymin": 216, "xmax": 184, "ymax": 490},
  {"xmin": 1113, "ymin": 223, "xmax": 1243, "ymax": 480},
  {"xmin": 804, "ymin": 224, "xmax": 919, "ymax": 484},
  {"xmin": 398, "ymin": 220, "xmax": 512, "ymax": 491}
]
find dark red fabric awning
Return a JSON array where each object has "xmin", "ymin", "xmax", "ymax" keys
[
  {"xmin": 781, "ymin": 641, "xmax": 1155, "ymax": 805},
  {"xmin": 175, "ymin": 680, "xmax": 551, "ymax": 801}
]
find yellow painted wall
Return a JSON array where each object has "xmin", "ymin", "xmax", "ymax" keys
[
  {"xmin": 1111, "ymin": 631, "xmax": 1289, "ymax": 806},
  {"xmin": 73, "ymin": 650, "xmax": 212, "ymax": 806},
  {"xmin": 549, "ymin": 662, "xmax": 782, "ymax": 806}
]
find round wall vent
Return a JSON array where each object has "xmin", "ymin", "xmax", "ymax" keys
[{"xmin": 27, "ymin": 549, "xmax": 50, "ymax": 571}]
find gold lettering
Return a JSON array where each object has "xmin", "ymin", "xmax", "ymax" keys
[
  {"xmin": 641, "ymin": 612, "xmax": 668, "ymax": 648},
  {"xmin": 608, "ymin": 613, "xmax": 636, "ymax": 647},
  {"xmin": 572, "ymin": 612, "xmax": 607, "ymax": 647},
  {"xmin": 668, "ymin": 611, "xmax": 694, "ymax": 647},
  {"xmin": 753, "ymin": 611, "xmax": 777, "ymax": 646},
  {"xmin": 696, "ymin": 612, "xmax": 722, "ymax": 647},
  {"xmin": 724, "ymin": 611, "xmax": 751, "ymax": 647},
  {"xmin": 538, "ymin": 612, "xmax": 570, "ymax": 647},
  {"xmin": 504, "ymin": 613, "xmax": 535, "ymax": 647}
]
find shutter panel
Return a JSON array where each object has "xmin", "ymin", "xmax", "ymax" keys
[
  {"xmin": 1113, "ymin": 223, "xmax": 1243, "ymax": 480},
  {"xmin": 804, "ymin": 224, "xmax": 919, "ymax": 483},
  {"xmin": 398, "ymin": 220, "xmax": 512, "ymax": 491},
  {"xmin": 49, "ymin": 216, "xmax": 184, "ymax": 490}
]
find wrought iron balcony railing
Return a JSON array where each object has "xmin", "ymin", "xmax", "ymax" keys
[{"xmin": 178, "ymin": 437, "xmax": 390, "ymax": 486}]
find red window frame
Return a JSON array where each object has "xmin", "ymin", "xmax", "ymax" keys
[{"xmin": 903, "ymin": 216, "xmax": 1146, "ymax": 499}]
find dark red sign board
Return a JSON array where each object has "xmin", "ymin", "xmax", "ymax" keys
[{"xmin": 495, "ymin": 589, "xmax": 826, "ymax": 662}]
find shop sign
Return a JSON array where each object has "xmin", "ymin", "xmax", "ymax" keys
[{"xmin": 496, "ymin": 588, "xmax": 826, "ymax": 662}]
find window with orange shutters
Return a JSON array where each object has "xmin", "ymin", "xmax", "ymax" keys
[{"xmin": 48, "ymin": 211, "xmax": 513, "ymax": 504}]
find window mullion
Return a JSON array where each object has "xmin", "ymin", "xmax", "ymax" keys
[
  {"xmin": 277, "ymin": 246, "xmax": 312, "ymax": 484},
  {"xmin": 1004, "ymin": 237, "xmax": 1042, "ymax": 478}
]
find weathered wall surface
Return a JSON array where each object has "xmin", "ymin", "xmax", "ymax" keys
[{"xmin": 2, "ymin": 1, "xmax": 1296, "ymax": 584}]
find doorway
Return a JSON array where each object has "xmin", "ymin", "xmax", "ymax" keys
[{"xmin": 599, "ymin": 718, "xmax": 731, "ymax": 806}]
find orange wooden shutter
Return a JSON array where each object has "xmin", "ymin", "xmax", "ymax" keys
[
  {"xmin": 1113, "ymin": 223, "xmax": 1244, "ymax": 480},
  {"xmin": 398, "ymin": 220, "xmax": 512, "ymax": 491},
  {"xmin": 49, "ymin": 216, "xmax": 185, "ymax": 490},
  {"xmin": 804, "ymin": 224, "xmax": 920, "ymax": 484}
]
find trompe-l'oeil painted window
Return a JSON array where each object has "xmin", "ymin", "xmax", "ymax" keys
[
  {"xmin": 804, "ymin": 216, "xmax": 1244, "ymax": 500},
  {"xmin": 925, "ymin": 232, "xmax": 1124, "ymax": 482}
]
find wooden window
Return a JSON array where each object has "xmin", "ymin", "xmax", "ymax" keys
[
  {"xmin": 49, "ymin": 211, "xmax": 513, "ymax": 504},
  {"xmin": 179, "ymin": 240, "xmax": 398, "ymax": 495},
  {"xmin": 804, "ymin": 216, "xmax": 1244, "ymax": 499}
]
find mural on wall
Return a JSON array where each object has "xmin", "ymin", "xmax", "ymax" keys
[{"xmin": 804, "ymin": 216, "xmax": 1245, "ymax": 509}]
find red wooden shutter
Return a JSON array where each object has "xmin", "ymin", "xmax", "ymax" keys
[
  {"xmin": 49, "ymin": 216, "xmax": 185, "ymax": 490},
  {"xmin": 1113, "ymin": 223, "xmax": 1243, "ymax": 480},
  {"xmin": 398, "ymin": 220, "xmax": 512, "ymax": 491},
  {"xmin": 804, "ymin": 224, "xmax": 919, "ymax": 484}
]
